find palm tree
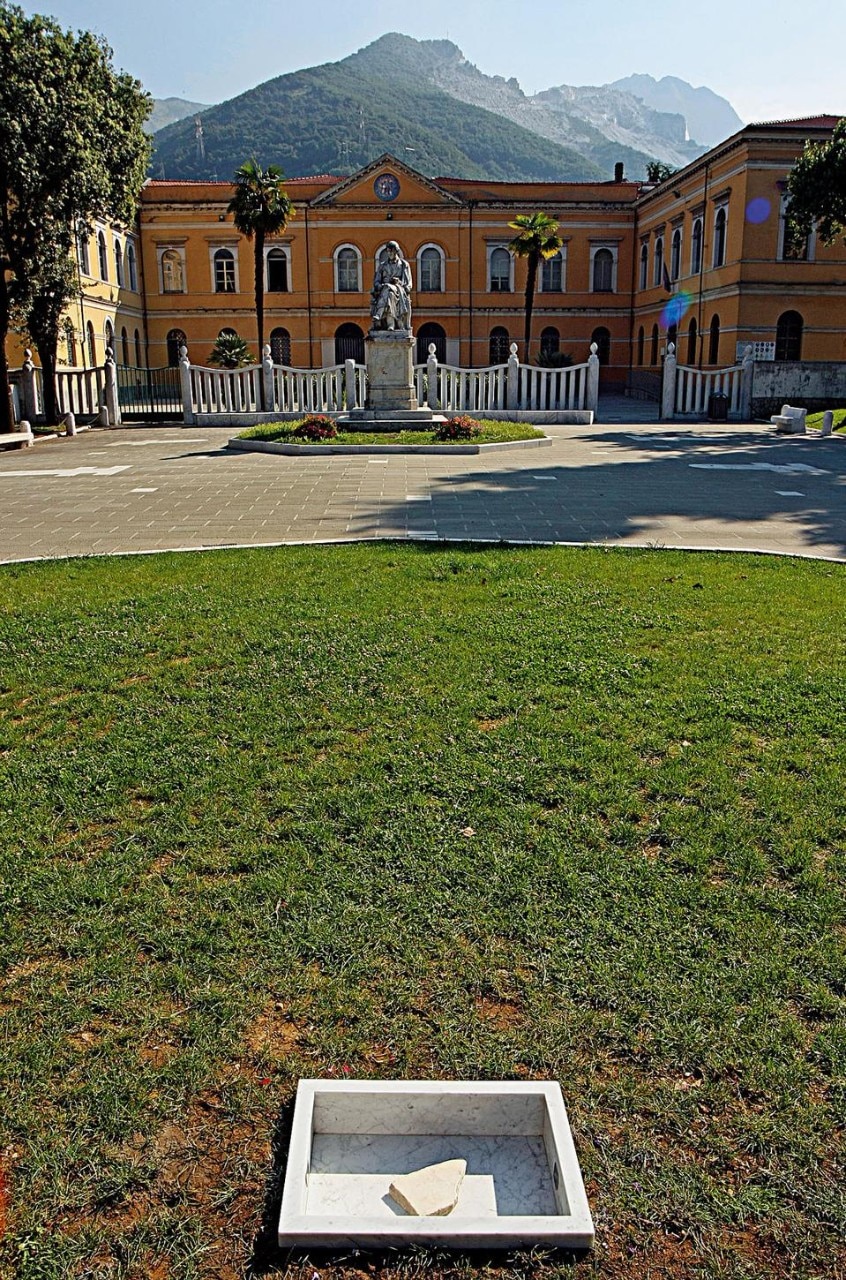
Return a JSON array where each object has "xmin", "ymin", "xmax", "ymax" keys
[
  {"xmin": 227, "ymin": 160, "xmax": 293, "ymax": 399},
  {"xmin": 507, "ymin": 212, "xmax": 563, "ymax": 363}
]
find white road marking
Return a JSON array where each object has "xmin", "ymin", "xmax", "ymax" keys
[
  {"xmin": 0, "ymin": 465, "xmax": 131, "ymax": 478},
  {"xmin": 689, "ymin": 462, "xmax": 828, "ymax": 476},
  {"xmin": 775, "ymin": 490, "xmax": 805, "ymax": 497},
  {"xmin": 532, "ymin": 475, "xmax": 557, "ymax": 480},
  {"xmin": 406, "ymin": 495, "xmax": 431, "ymax": 501},
  {"xmin": 102, "ymin": 438, "xmax": 208, "ymax": 447},
  {"xmin": 131, "ymin": 487, "xmax": 158, "ymax": 494}
]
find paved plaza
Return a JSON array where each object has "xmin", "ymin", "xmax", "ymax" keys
[{"xmin": 0, "ymin": 421, "xmax": 844, "ymax": 564}]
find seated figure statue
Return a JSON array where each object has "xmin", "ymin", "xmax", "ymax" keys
[{"xmin": 370, "ymin": 241, "xmax": 412, "ymax": 331}]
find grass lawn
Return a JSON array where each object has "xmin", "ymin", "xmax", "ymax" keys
[
  {"xmin": 238, "ymin": 420, "xmax": 545, "ymax": 445},
  {"xmin": 806, "ymin": 408, "xmax": 846, "ymax": 432},
  {"xmin": 0, "ymin": 544, "xmax": 844, "ymax": 1280}
]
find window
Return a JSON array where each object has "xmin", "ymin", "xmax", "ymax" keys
[
  {"xmin": 334, "ymin": 323, "xmax": 364, "ymax": 363},
  {"xmin": 266, "ymin": 247, "xmax": 289, "ymax": 292},
  {"xmin": 416, "ymin": 323, "xmax": 446, "ymax": 363},
  {"xmin": 167, "ymin": 329, "xmax": 187, "ymax": 367},
  {"xmin": 64, "ymin": 321, "xmax": 76, "ymax": 366},
  {"xmin": 270, "ymin": 327, "xmax": 291, "ymax": 364},
  {"xmin": 489, "ymin": 327, "xmax": 510, "ymax": 364},
  {"xmin": 653, "ymin": 237, "xmax": 664, "ymax": 287},
  {"xmin": 637, "ymin": 326, "xmax": 644, "ymax": 366},
  {"xmin": 214, "ymin": 248, "xmax": 236, "ymax": 293},
  {"xmin": 713, "ymin": 207, "xmax": 727, "ymax": 268},
  {"xmin": 775, "ymin": 311, "xmax": 803, "ymax": 361},
  {"xmin": 489, "ymin": 247, "xmax": 512, "ymax": 292},
  {"xmin": 691, "ymin": 219, "xmax": 703, "ymax": 275},
  {"xmin": 651, "ymin": 323, "xmax": 659, "ymax": 366},
  {"xmin": 779, "ymin": 200, "xmax": 811, "ymax": 261},
  {"xmin": 541, "ymin": 250, "xmax": 564, "ymax": 292},
  {"xmin": 127, "ymin": 241, "xmax": 138, "ymax": 292},
  {"xmin": 708, "ymin": 315, "xmax": 720, "ymax": 364},
  {"xmin": 591, "ymin": 327, "xmax": 611, "ymax": 365},
  {"xmin": 114, "ymin": 238, "xmax": 124, "ymax": 287},
  {"xmin": 687, "ymin": 318, "xmax": 697, "ymax": 365},
  {"xmin": 97, "ymin": 231, "xmax": 108, "ymax": 281},
  {"xmin": 77, "ymin": 228, "xmax": 90, "ymax": 276},
  {"xmin": 670, "ymin": 229, "xmax": 682, "ymax": 281},
  {"xmin": 121, "ymin": 327, "xmax": 129, "ymax": 365},
  {"xmin": 335, "ymin": 246, "xmax": 361, "ymax": 293},
  {"xmin": 160, "ymin": 248, "xmax": 185, "ymax": 294},
  {"xmin": 87, "ymin": 321, "xmax": 96, "ymax": 366},
  {"xmin": 134, "ymin": 329, "xmax": 142, "ymax": 366},
  {"xmin": 540, "ymin": 326, "xmax": 560, "ymax": 359},
  {"xmin": 104, "ymin": 320, "xmax": 114, "ymax": 356},
  {"xmin": 418, "ymin": 246, "xmax": 444, "ymax": 292},
  {"xmin": 593, "ymin": 247, "xmax": 614, "ymax": 292},
  {"xmin": 639, "ymin": 243, "xmax": 648, "ymax": 289}
]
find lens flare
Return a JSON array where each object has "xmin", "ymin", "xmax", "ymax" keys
[
  {"xmin": 660, "ymin": 290, "xmax": 691, "ymax": 330},
  {"xmin": 746, "ymin": 197, "xmax": 771, "ymax": 224}
]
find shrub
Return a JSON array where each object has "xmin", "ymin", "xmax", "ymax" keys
[
  {"xmin": 434, "ymin": 415, "xmax": 481, "ymax": 441},
  {"xmin": 291, "ymin": 415, "xmax": 337, "ymax": 441}
]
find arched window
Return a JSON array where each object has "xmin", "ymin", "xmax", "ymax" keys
[
  {"xmin": 218, "ymin": 327, "xmax": 237, "ymax": 339},
  {"xmin": 691, "ymin": 219, "xmax": 703, "ymax": 275},
  {"xmin": 708, "ymin": 315, "xmax": 720, "ymax": 364},
  {"xmin": 64, "ymin": 323, "xmax": 77, "ymax": 366},
  {"xmin": 334, "ymin": 322, "xmax": 364, "ymax": 364},
  {"xmin": 775, "ymin": 311, "xmax": 803, "ymax": 361},
  {"xmin": 270, "ymin": 327, "xmax": 291, "ymax": 365},
  {"xmin": 167, "ymin": 328, "xmax": 187, "ymax": 367},
  {"xmin": 121, "ymin": 326, "xmax": 129, "ymax": 366},
  {"xmin": 713, "ymin": 207, "xmax": 727, "ymax": 268},
  {"xmin": 541, "ymin": 250, "xmax": 564, "ymax": 292},
  {"xmin": 160, "ymin": 248, "xmax": 184, "ymax": 294},
  {"xmin": 593, "ymin": 247, "xmax": 614, "ymax": 292},
  {"xmin": 637, "ymin": 326, "xmax": 645, "ymax": 366},
  {"xmin": 134, "ymin": 329, "xmax": 142, "ymax": 366},
  {"xmin": 87, "ymin": 321, "xmax": 96, "ymax": 367},
  {"xmin": 335, "ymin": 246, "xmax": 361, "ymax": 293},
  {"xmin": 651, "ymin": 323, "xmax": 659, "ymax": 366},
  {"xmin": 671, "ymin": 229, "xmax": 682, "ymax": 281},
  {"xmin": 489, "ymin": 327, "xmax": 510, "ymax": 364},
  {"xmin": 127, "ymin": 241, "xmax": 138, "ymax": 292},
  {"xmin": 114, "ymin": 238, "xmax": 124, "ymax": 288},
  {"xmin": 639, "ymin": 243, "xmax": 648, "ymax": 290},
  {"xmin": 416, "ymin": 322, "xmax": 446, "ymax": 363},
  {"xmin": 489, "ymin": 247, "xmax": 511, "ymax": 292},
  {"xmin": 653, "ymin": 237, "xmax": 664, "ymax": 287},
  {"xmin": 77, "ymin": 227, "xmax": 90, "ymax": 276},
  {"xmin": 540, "ymin": 326, "xmax": 560, "ymax": 359},
  {"xmin": 266, "ymin": 248, "xmax": 289, "ymax": 293},
  {"xmin": 97, "ymin": 231, "xmax": 108, "ymax": 281},
  {"xmin": 104, "ymin": 320, "xmax": 114, "ymax": 356},
  {"xmin": 687, "ymin": 318, "xmax": 697, "ymax": 365},
  {"xmin": 214, "ymin": 248, "xmax": 236, "ymax": 293},
  {"xmin": 418, "ymin": 246, "xmax": 444, "ymax": 292},
  {"xmin": 591, "ymin": 326, "xmax": 611, "ymax": 365}
]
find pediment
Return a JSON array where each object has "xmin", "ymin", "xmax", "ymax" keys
[{"xmin": 311, "ymin": 154, "xmax": 463, "ymax": 208}]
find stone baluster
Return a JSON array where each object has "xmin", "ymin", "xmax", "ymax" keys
[
  {"xmin": 661, "ymin": 342, "xmax": 677, "ymax": 421},
  {"xmin": 506, "ymin": 342, "xmax": 520, "ymax": 411},
  {"xmin": 739, "ymin": 344, "xmax": 754, "ymax": 420},
  {"xmin": 586, "ymin": 342, "xmax": 600, "ymax": 415},
  {"xmin": 179, "ymin": 344, "xmax": 194, "ymax": 424},
  {"xmin": 426, "ymin": 343, "xmax": 439, "ymax": 411}
]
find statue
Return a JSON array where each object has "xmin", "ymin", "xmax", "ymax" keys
[{"xmin": 370, "ymin": 241, "xmax": 412, "ymax": 332}]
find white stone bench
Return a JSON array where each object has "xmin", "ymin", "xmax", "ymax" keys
[
  {"xmin": 0, "ymin": 425, "xmax": 34, "ymax": 449},
  {"xmin": 771, "ymin": 404, "xmax": 806, "ymax": 434}
]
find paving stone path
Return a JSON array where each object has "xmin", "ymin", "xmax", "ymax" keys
[{"xmin": 0, "ymin": 421, "xmax": 843, "ymax": 564}]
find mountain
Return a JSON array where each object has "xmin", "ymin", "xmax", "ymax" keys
[
  {"xmin": 609, "ymin": 74, "xmax": 744, "ymax": 146},
  {"xmin": 148, "ymin": 97, "xmax": 210, "ymax": 133},
  {"xmin": 151, "ymin": 43, "xmax": 604, "ymax": 184}
]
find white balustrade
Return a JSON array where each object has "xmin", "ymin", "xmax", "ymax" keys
[
  {"xmin": 674, "ymin": 362, "xmax": 743, "ymax": 417},
  {"xmin": 55, "ymin": 366, "xmax": 105, "ymax": 419}
]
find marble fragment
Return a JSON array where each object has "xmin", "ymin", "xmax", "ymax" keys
[{"xmin": 388, "ymin": 1158, "xmax": 467, "ymax": 1216}]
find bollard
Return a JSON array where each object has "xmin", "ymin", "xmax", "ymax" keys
[
  {"xmin": 820, "ymin": 410, "xmax": 833, "ymax": 437},
  {"xmin": 64, "ymin": 412, "xmax": 77, "ymax": 437}
]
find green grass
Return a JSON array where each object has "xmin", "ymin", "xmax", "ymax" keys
[
  {"xmin": 238, "ymin": 419, "xmax": 545, "ymax": 445},
  {"xmin": 806, "ymin": 407, "xmax": 846, "ymax": 432},
  {"xmin": 1, "ymin": 544, "xmax": 845, "ymax": 1280}
]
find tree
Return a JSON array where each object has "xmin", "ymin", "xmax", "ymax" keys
[
  {"xmin": 507, "ymin": 212, "xmax": 563, "ymax": 362},
  {"xmin": 208, "ymin": 332, "xmax": 255, "ymax": 368},
  {"xmin": 645, "ymin": 161, "xmax": 677, "ymax": 184},
  {"xmin": 0, "ymin": 3, "xmax": 150, "ymax": 430},
  {"xmin": 227, "ymin": 159, "xmax": 293, "ymax": 402},
  {"xmin": 787, "ymin": 118, "xmax": 846, "ymax": 245}
]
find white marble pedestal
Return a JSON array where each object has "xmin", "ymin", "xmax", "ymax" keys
[{"xmin": 365, "ymin": 329, "xmax": 418, "ymax": 412}]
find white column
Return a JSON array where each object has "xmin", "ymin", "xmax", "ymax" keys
[
  {"xmin": 426, "ymin": 344, "xmax": 439, "ymax": 410},
  {"xmin": 179, "ymin": 344, "xmax": 194, "ymax": 424},
  {"xmin": 661, "ymin": 342, "xmax": 677, "ymax": 421},
  {"xmin": 506, "ymin": 343, "xmax": 520, "ymax": 411},
  {"xmin": 262, "ymin": 344, "xmax": 274, "ymax": 412},
  {"xmin": 586, "ymin": 343, "xmax": 600, "ymax": 415},
  {"xmin": 21, "ymin": 350, "xmax": 40, "ymax": 422},
  {"xmin": 104, "ymin": 347, "xmax": 121, "ymax": 427},
  {"xmin": 739, "ymin": 344, "xmax": 754, "ymax": 420},
  {"xmin": 344, "ymin": 358, "xmax": 358, "ymax": 410}
]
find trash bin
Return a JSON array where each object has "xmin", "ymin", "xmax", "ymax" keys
[{"xmin": 708, "ymin": 391, "xmax": 729, "ymax": 422}]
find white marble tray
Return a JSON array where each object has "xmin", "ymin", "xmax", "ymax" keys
[{"xmin": 278, "ymin": 1080, "xmax": 594, "ymax": 1249}]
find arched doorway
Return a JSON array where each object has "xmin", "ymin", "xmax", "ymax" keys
[
  {"xmin": 708, "ymin": 315, "xmax": 721, "ymax": 365},
  {"xmin": 270, "ymin": 327, "xmax": 291, "ymax": 365},
  {"xmin": 775, "ymin": 311, "xmax": 803, "ymax": 361},
  {"xmin": 167, "ymin": 328, "xmax": 187, "ymax": 367},
  {"xmin": 334, "ymin": 323, "xmax": 364, "ymax": 364},
  {"xmin": 687, "ymin": 318, "xmax": 697, "ymax": 365},
  {"xmin": 591, "ymin": 326, "xmax": 611, "ymax": 366},
  {"xmin": 416, "ymin": 322, "xmax": 446, "ymax": 364},
  {"xmin": 489, "ymin": 327, "xmax": 510, "ymax": 365}
]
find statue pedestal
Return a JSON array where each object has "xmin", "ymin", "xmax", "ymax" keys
[{"xmin": 364, "ymin": 328, "xmax": 418, "ymax": 412}]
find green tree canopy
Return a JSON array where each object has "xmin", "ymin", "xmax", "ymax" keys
[
  {"xmin": 0, "ymin": 2, "xmax": 150, "ymax": 427},
  {"xmin": 507, "ymin": 211, "xmax": 563, "ymax": 361},
  {"xmin": 787, "ymin": 118, "xmax": 846, "ymax": 245},
  {"xmin": 645, "ymin": 160, "xmax": 677, "ymax": 184}
]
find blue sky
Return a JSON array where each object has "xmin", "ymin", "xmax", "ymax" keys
[{"xmin": 19, "ymin": 0, "xmax": 846, "ymax": 124}]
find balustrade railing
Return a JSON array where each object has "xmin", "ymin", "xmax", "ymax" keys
[
  {"xmin": 662, "ymin": 343, "xmax": 754, "ymax": 421},
  {"xmin": 55, "ymin": 366, "xmax": 104, "ymax": 419}
]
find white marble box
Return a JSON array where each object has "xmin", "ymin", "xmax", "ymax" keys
[{"xmin": 278, "ymin": 1079, "xmax": 594, "ymax": 1250}]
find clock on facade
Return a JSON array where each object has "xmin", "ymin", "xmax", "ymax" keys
[{"xmin": 374, "ymin": 173, "xmax": 400, "ymax": 202}]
